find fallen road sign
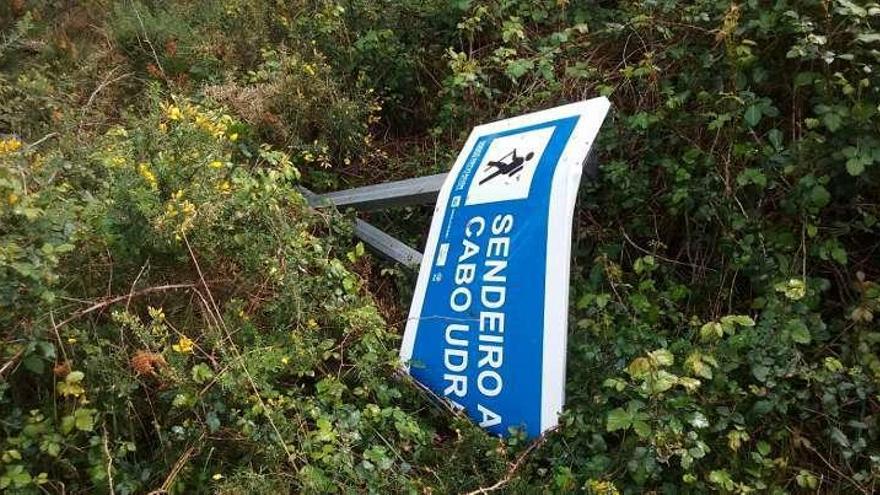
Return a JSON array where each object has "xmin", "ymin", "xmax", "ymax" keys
[{"xmin": 400, "ymin": 97, "xmax": 611, "ymax": 438}]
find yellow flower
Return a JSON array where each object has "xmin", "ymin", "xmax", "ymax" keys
[
  {"xmin": 0, "ymin": 137, "xmax": 23, "ymax": 154},
  {"xmin": 172, "ymin": 336, "xmax": 194, "ymax": 354},
  {"xmin": 281, "ymin": 356, "xmax": 289, "ymax": 365},
  {"xmin": 303, "ymin": 64, "xmax": 316, "ymax": 76},
  {"xmin": 209, "ymin": 160, "xmax": 224, "ymax": 169},
  {"xmin": 586, "ymin": 479, "xmax": 620, "ymax": 495},
  {"xmin": 212, "ymin": 473, "xmax": 224, "ymax": 481},
  {"xmin": 7, "ymin": 192, "xmax": 19, "ymax": 205},
  {"xmin": 159, "ymin": 122, "xmax": 168, "ymax": 133},
  {"xmin": 138, "ymin": 163, "xmax": 158, "ymax": 190},
  {"xmin": 166, "ymin": 105, "xmax": 182, "ymax": 121},
  {"xmin": 216, "ymin": 180, "xmax": 231, "ymax": 194},
  {"xmin": 228, "ymin": 132, "xmax": 238, "ymax": 142}
]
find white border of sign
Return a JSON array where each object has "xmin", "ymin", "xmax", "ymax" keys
[{"xmin": 401, "ymin": 97, "xmax": 611, "ymax": 434}]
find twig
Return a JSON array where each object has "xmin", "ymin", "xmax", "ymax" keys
[
  {"xmin": 0, "ymin": 350, "xmax": 25, "ymax": 379},
  {"xmin": 102, "ymin": 424, "xmax": 116, "ymax": 495},
  {"xmin": 125, "ymin": 260, "xmax": 150, "ymax": 311},
  {"xmin": 788, "ymin": 427, "xmax": 871, "ymax": 495},
  {"xmin": 130, "ymin": 1, "xmax": 165, "ymax": 78},
  {"xmin": 620, "ymin": 228, "xmax": 716, "ymax": 272},
  {"xmin": 83, "ymin": 68, "xmax": 133, "ymax": 111},
  {"xmin": 182, "ymin": 234, "xmax": 299, "ymax": 466},
  {"xmin": 24, "ymin": 132, "xmax": 58, "ymax": 151},
  {"xmin": 463, "ymin": 430, "xmax": 554, "ymax": 495},
  {"xmin": 148, "ymin": 434, "xmax": 203, "ymax": 495},
  {"xmin": 53, "ymin": 283, "xmax": 198, "ymax": 332}
]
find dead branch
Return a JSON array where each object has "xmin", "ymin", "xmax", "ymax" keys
[
  {"xmin": 463, "ymin": 430, "xmax": 554, "ymax": 495},
  {"xmin": 53, "ymin": 283, "xmax": 198, "ymax": 332}
]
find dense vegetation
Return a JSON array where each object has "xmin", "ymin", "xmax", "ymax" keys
[{"xmin": 2, "ymin": 1, "xmax": 879, "ymax": 493}]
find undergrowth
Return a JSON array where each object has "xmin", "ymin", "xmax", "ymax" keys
[{"xmin": 1, "ymin": 0, "xmax": 879, "ymax": 493}]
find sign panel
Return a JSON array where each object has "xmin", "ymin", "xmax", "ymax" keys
[{"xmin": 400, "ymin": 98, "xmax": 610, "ymax": 438}]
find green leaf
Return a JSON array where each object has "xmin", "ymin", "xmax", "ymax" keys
[
  {"xmin": 60, "ymin": 415, "xmax": 75, "ymax": 434},
  {"xmin": 646, "ymin": 370, "xmax": 677, "ymax": 394},
  {"xmin": 767, "ymin": 128, "xmax": 783, "ymax": 149},
  {"xmin": 708, "ymin": 469, "xmax": 734, "ymax": 490},
  {"xmin": 648, "ymin": 348, "xmax": 674, "ymax": 367},
  {"xmin": 688, "ymin": 411, "xmax": 709, "ymax": 429},
  {"xmin": 796, "ymin": 470, "xmax": 819, "ymax": 489},
  {"xmin": 632, "ymin": 420, "xmax": 652, "ymax": 438},
  {"xmin": 602, "ymin": 377, "xmax": 627, "ymax": 392},
  {"xmin": 829, "ymin": 427, "xmax": 850, "ymax": 448},
  {"xmin": 22, "ymin": 355, "xmax": 45, "ymax": 374},
  {"xmin": 809, "ymin": 185, "xmax": 831, "ymax": 210},
  {"xmin": 752, "ymin": 364, "xmax": 770, "ymax": 382},
  {"xmin": 191, "ymin": 363, "xmax": 215, "ymax": 384},
  {"xmin": 847, "ymin": 157, "xmax": 865, "ymax": 176},
  {"xmin": 606, "ymin": 408, "xmax": 632, "ymax": 432},
  {"xmin": 74, "ymin": 408, "xmax": 96, "ymax": 432},
  {"xmin": 744, "ymin": 105, "xmax": 762, "ymax": 127},
  {"xmin": 700, "ymin": 321, "xmax": 723, "ymax": 341},
  {"xmin": 822, "ymin": 112, "xmax": 842, "ymax": 132},
  {"xmin": 857, "ymin": 33, "xmax": 880, "ymax": 43},
  {"xmin": 787, "ymin": 320, "xmax": 811, "ymax": 344},
  {"xmin": 626, "ymin": 357, "xmax": 652, "ymax": 378},
  {"xmin": 505, "ymin": 59, "xmax": 533, "ymax": 80},
  {"xmin": 720, "ymin": 314, "xmax": 755, "ymax": 327},
  {"xmin": 775, "ymin": 278, "xmax": 806, "ymax": 300}
]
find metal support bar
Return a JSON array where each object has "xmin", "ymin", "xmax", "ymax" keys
[
  {"xmin": 354, "ymin": 219, "xmax": 422, "ymax": 268},
  {"xmin": 299, "ymin": 186, "xmax": 424, "ymax": 268},
  {"xmin": 312, "ymin": 173, "xmax": 447, "ymax": 211}
]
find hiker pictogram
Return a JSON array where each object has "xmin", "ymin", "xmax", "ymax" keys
[{"xmin": 479, "ymin": 149, "xmax": 534, "ymax": 185}]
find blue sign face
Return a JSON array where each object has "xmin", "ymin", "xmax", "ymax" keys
[{"xmin": 401, "ymin": 98, "xmax": 610, "ymax": 438}]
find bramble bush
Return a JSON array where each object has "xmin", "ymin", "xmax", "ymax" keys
[{"xmin": 2, "ymin": 0, "xmax": 880, "ymax": 494}]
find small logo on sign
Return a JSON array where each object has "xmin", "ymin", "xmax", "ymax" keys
[
  {"xmin": 465, "ymin": 127, "xmax": 554, "ymax": 205},
  {"xmin": 479, "ymin": 150, "xmax": 535, "ymax": 185}
]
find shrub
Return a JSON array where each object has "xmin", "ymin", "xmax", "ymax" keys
[{"xmin": 2, "ymin": 0, "xmax": 879, "ymax": 493}]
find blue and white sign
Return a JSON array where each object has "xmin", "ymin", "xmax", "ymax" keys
[{"xmin": 400, "ymin": 98, "xmax": 611, "ymax": 438}]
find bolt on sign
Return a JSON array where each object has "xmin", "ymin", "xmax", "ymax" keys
[{"xmin": 400, "ymin": 98, "xmax": 611, "ymax": 438}]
